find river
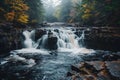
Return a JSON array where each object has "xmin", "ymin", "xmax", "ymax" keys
[{"xmin": 0, "ymin": 25, "xmax": 120, "ymax": 80}]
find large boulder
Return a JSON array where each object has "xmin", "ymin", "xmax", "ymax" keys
[
  {"xmin": 47, "ymin": 31, "xmax": 58, "ymax": 50},
  {"xmin": 35, "ymin": 29, "xmax": 47, "ymax": 41}
]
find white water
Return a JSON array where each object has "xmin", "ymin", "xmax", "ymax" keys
[
  {"xmin": 1, "ymin": 28, "xmax": 94, "ymax": 68},
  {"xmin": 16, "ymin": 28, "xmax": 94, "ymax": 55},
  {"xmin": 0, "ymin": 27, "xmax": 96, "ymax": 80},
  {"xmin": 57, "ymin": 29, "xmax": 80, "ymax": 48},
  {"xmin": 10, "ymin": 48, "xmax": 49, "ymax": 55},
  {"xmin": 7, "ymin": 27, "xmax": 95, "ymax": 65},
  {"xmin": 22, "ymin": 28, "xmax": 81, "ymax": 49},
  {"xmin": 23, "ymin": 30, "xmax": 35, "ymax": 48}
]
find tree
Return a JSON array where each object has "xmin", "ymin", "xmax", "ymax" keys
[
  {"xmin": 54, "ymin": 0, "xmax": 81, "ymax": 22},
  {"xmin": 54, "ymin": 6, "xmax": 61, "ymax": 21},
  {"xmin": 74, "ymin": 0, "xmax": 96, "ymax": 25},
  {"xmin": 74, "ymin": 0, "xmax": 120, "ymax": 26},
  {"xmin": 4, "ymin": 0, "xmax": 29, "ymax": 24},
  {"xmin": 59, "ymin": 0, "xmax": 73, "ymax": 22},
  {"xmin": 25, "ymin": 0, "xmax": 44, "ymax": 23},
  {"xmin": 42, "ymin": 0, "xmax": 58, "ymax": 22},
  {"xmin": 0, "ymin": 0, "xmax": 8, "ymax": 22}
]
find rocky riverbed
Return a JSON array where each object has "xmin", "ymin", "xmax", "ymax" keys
[
  {"xmin": 0, "ymin": 23, "xmax": 120, "ymax": 80},
  {"xmin": 0, "ymin": 50, "xmax": 120, "ymax": 80}
]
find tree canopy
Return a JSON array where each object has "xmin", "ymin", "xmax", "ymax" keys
[
  {"xmin": 48, "ymin": 0, "xmax": 120, "ymax": 26},
  {"xmin": 0, "ymin": 0, "xmax": 120, "ymax": 26},
  {"xmin": 0, "ymin": 0, "xmax": 44, "ymax": 24}
]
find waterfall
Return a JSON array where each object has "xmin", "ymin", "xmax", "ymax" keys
[
  {"xmin": 38, "ymin": 35, "xmax": 48, "ymax": 49},
  {"xmin": 78, "ymin": 30, "xmax": 85, "ymax": 47},
  {"xmin": 5, "ymin": 27, "xmax": 95, "ymax": 73},
  {"xmin": 35, "ymin": 28, "xmax": 85, "ymax": 49},
  {"xmin": 57, "ymin": 29, "xmax": 80, "ymax": 49},
  {"xmin": 22, "ymin": 28, "xmax": 85, "ymax": 49},
  {"xmin": 9, "ymin": 27, "xmax": 95, "ymax": 56},
  {"xmin": 23, "ymin": 30, "xmax": 35, "ymax": 48}
]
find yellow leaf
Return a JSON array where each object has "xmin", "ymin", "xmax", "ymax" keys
[{"xmin": 17, "ymin": 14, "xmax": 29, "ymax": 24}]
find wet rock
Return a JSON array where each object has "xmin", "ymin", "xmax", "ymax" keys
[
  {"xmin": 80, "ymin": 50, "xmax": 120, "ymax": 61},
  {"xmin": 71, "ymin": 65, "xmax": 88, "ymax": 74},
  {"xmin": 102, "ymin": 54, "xmax": 120, "ymax": 61},
  {"xmin": 68, "ymin": 61, "xmax": 120, "ymax": 80},
  {"xmin": 0, "ymin": 62, "xmax": 33, "ymax": 80},
  {"xmin": 49, "ymin": 51, "xmax": 57, "ymax": 56},
  {"xmin": 47, "ymin": 31, "xmax": 58, "ymax": 50},
  {"xmin": 17, "ymin": 53, "xmax": 42, "ymax": 64},
  {"xmin": 35, "ymin": 29, "xmax": 47, "ymax": 41},
  {"xmin": 0, "ymin": 26, "xmax": 23, "ymax": 55},
  {"xmin": 4, "ymin": 54, "xmax": 36, "ymax": 67},
  {"xmin": 67, "ymin": 72, "xmax": 74, "ymax": 77},
  {"xmin": 84, "ymin": 27, "xmax": 120, "ymax": 51},
  {"xmin": 18, "ymin": 53, "xmax": 42, "ymax": 60},
  {"xmin": 54, "ymin": 29, "xmax": 59, "ymax": 33},
  {"xmin": 48, "ymin": 37, "xmax": 58, "ymax": 50}
]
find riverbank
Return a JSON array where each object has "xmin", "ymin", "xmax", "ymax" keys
[
  {"xmin": 0, "ymin": 50, "xmax": 120, "ymax": 80},
  {"xmin": 67, "ymin": 60, "xmax": 120, "ymax": 80}
]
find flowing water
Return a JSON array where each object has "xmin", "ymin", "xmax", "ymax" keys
[{"xmin": 0, "ymin": 27, "xmax": 98, "ymax": 80}]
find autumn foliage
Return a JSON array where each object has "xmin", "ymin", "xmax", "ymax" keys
[
  {"xmin": 0, "ymin": 0, "xmax": 29, "ymax": 24},
  {"xmin": 17, "ymin": 14, "xmax": 29, "ymax": 24},
  {"xmin": 74, "ymin": 0, "xmax": 120, "ymax": 26},
  {"xmin": 4, "ymin": 11, "xmax": 15, "ymax": 21}
]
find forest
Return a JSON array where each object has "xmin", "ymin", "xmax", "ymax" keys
[
  {"xmin": 0, "ymin": 0, "xmax": 120, "ymax": 26},
  {"xmin": 0, "ymin": 0, "xmax": 44, "ymax": 25},
  {"xmin": 0, "ymin": 0, "xmax": 120, "ymax": 80}
]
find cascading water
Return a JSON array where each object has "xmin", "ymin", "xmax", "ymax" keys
[
  {"xmin": 22, "ymin": 30, "xmax": 35, "ymax": 48},
  {"xmin": 1, "ymin": 27, "xmax": 96, "ymax": 80},
  {"xmin": 56, "ymin": 29, "xmax": 81, "ymax": 49},
  {"xmin": 20, "ymin": 28, "xmax": 94, "ymax": 54},
  {"xmin": 8, "ymin": 27, "xmax": 95, "ymax": 55},
  {"xmin": 33, "ymin": 28, "xmax": 84, "ymax": 49},
  {"xmin": 78, "ymin": 30, "xmax": 85, "ymax": 47}
]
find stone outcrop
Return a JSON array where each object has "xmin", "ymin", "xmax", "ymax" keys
[
  {"xmin": 0, "ymin": 24, "xmax": 23, "ymax": 55},
  {"xmin": 67, "ymin": 61, "xmax": 120, "ymax": 80},
  {"xmin": 74, "ymin": 27, "xmax": 120, "ymax": 51},
  {"xmin": 47, "ymin": 31, "xmax": 58, "ymax": 50},
  {"xmin": 35, "ymin": 29, "xmax": 47, "ymax": 41}
]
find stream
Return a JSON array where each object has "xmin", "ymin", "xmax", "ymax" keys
[{"xmin": 0, "ymin": 26, "xmax": 120, "ymax": 80}]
